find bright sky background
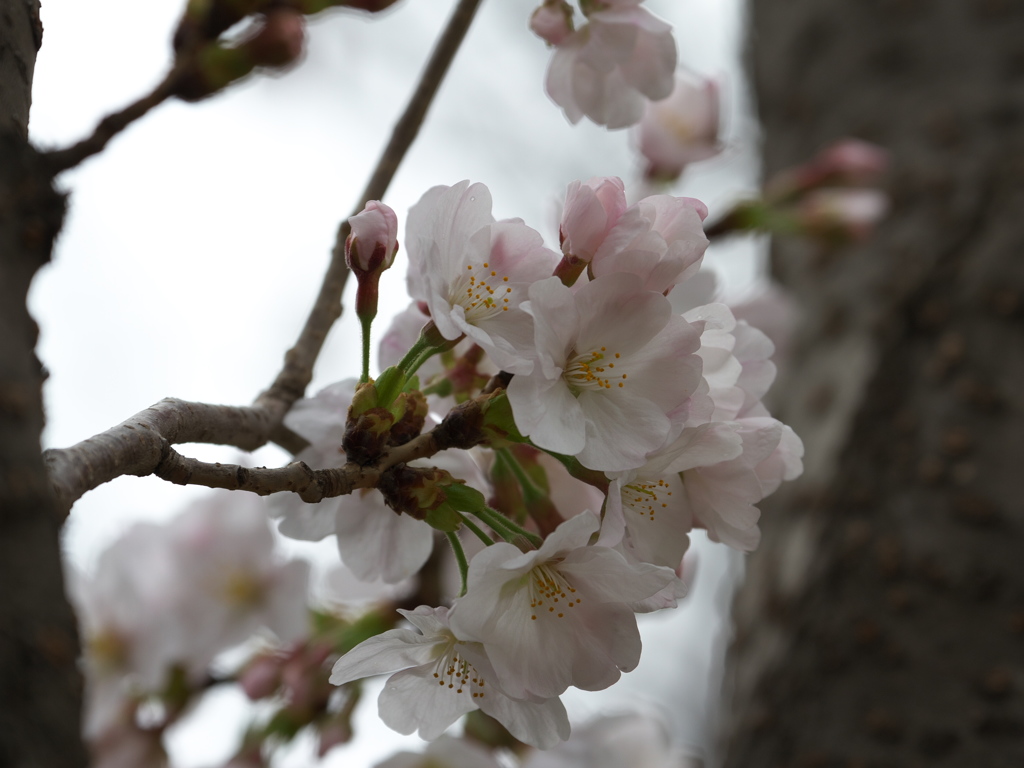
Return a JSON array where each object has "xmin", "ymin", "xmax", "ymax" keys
[{"xmin": 29, "ymin": 0, "xmax": 761, "ymax": 765}]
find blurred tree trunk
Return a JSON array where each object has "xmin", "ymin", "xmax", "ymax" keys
[
  {"xmin": 722, "ymin": 1, "xmax": 1024, "ymax": 766},
  {"xmin": 0, "ymin": 2, "xmax": 87, "ymax": 766}
]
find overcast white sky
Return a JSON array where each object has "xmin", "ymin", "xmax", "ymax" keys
[{"xmin": 29, "ymin": 1, "xmax": 760, "ymax": 765}]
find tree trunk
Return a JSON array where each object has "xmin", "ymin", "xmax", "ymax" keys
[
  {"xmin": 722, "ymin": 1, "xmax": 1024, "ymax": 766},
  {"xmin": 0, "ymin": 2, "xmax": 87, "ymax": 766}
]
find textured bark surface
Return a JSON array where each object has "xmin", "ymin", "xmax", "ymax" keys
[
  {"xmin": 0, "ymin": 2, "xmax": 87, "ymax": 766},
  {"xmin": 723, "ymin": 1, "xmax": 1024, "ymax": 766}
]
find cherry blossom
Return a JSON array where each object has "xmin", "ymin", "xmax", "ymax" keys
[
  {"xmin": 544, "ymin": 1, "xmax": 677, "ymax": 129},
  {"xmin": 507, "ymin": 273, "xmax": 703, "ymax": 471},
  {"xmin": 590, "ymin": 194, "xmax": 709, "ymax": 293},
  {"xmin": 681, "ymin": 417, "xmax": 804, "ymax": 551},
  {"xmin": 447, "ymin": 512, "xmax": 679, "ymax": 699},
  {"xmin": 522, "ymin": 711, "xmax": 678, "ymax": 768},
  {"xmin": 601, "ymin": 422, "xmax": 742, "ymax": 568},
  {"xmin": 636, "ymin": 70, "xmax": 722, "ymax": 180},
  {"xmin": 404, "ymin": 181, "xmax": 559, "ymax": 373},
  {"xmin": 558, "ymin": 176, "xmax": 630, "ymax": 265},
  {"xmin": 330, "ymin": 605, "xmax": 570, "ymax": 749}
]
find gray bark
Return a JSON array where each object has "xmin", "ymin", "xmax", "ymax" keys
[
  {"xmin": 0, "ymin": 1, "xmax": 87, "ymax": 766},
  {"xmin": 723, "ymin": 1, "xmax": 1024, "ymax": 766}
]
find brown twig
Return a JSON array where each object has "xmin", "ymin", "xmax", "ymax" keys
[
  {"xmin": 43, "ymin": 69, "xmax": 180, "ymax": 174},
  {"xmin": 153, "ymin": 427, "xmax": 443, "ymax": 500},
  {"xmin": 43, "ymin": 0, "xmax": 486, "ymax": 517},
  {"xmin": 260, "ymin": 0, "xmax": 488, "ymax": 416}
]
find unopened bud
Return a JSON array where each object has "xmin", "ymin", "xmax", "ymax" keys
[
  {"xmin": 342, "ymin": 406, "xmax": 394, "ymax": 465},
  {"xmin": 530, "ymin": 1, "xmax": 574, "ymax": 46},
  {"xmin": 378, "ymin": 465, "xmax": 461, "ymax": 531},
  {"xmin": 239, "ymin": 653, "xmax": 283, "ymax": 700},
  {"xmin": 388, "ymin": 389, "xmax": 428, "ymax": 447},
  {"xmin": 347, "ymin": 201, "xmax": 399, "ymax": 322},
  {"xmin": 242, "ymin": 9, "xmax": 306, "ymax": 68},
  {"xmin": 796, "ymin": 188, "xmax": 888, "ymax": 242}
]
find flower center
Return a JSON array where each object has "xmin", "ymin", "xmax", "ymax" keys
[
  {"xmin": 528, "ymin": 564, "xmax": 582, "ymax": 621},
  {"xmin": 623, "ymin": 478, "xmax": 672, "ymax": 522},
  {"xmin": 449, "ymin": 261, "xmax": 514, "ymax": 324},
  {"xmin": 432, "ymin": 642, "xmax": 487, "ymax": 699},
  {"xmin": 564, "ymin": 346, "xmax": 628, "ymax": 392}
]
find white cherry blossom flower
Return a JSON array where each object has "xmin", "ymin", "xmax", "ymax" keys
[
  {"xmin": 448, "ymin": 512, "xmax": 678, "ymax": 700},
  {"xmin": 330, "ymin": 605, "xmax": 570, "ymax": 749},
  {"xmin": 545, "ymin": 2, "xmax": 677, "ymax": 129},
  {"xmin": 680, "ymin": 417, "xmax": 803, "ymax": 551},
  {"xmin": 636, "ymin": 70, "xmax": 722, "ymax": 180},
  {"xmin": 600, "ymin": 422, "xmax": 742, "ymax": 568},
  {"xmin": 405, "ymin": 181, "xmax": 559, "ymax": 373},
  {"xmin": 507, "ymin": 274, "xmax": 703, "ymax": 471},
  {"xmin": 523, "ymin": 711, "xmax": 677, "ymax": 768}
]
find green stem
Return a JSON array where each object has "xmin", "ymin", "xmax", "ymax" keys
[
  {"xmin": 473, "ymin": 506, "xmax": 543, "ymax": 548},
  {"xmin": 445, "ymin": 531, "xmax": 469, "ymax": 597},
  {"xmin": 459, "ymin": 513, "xmax": 495, "ymax": 546},
  {"xmin": 396, "ymin": 334, "xmax": 434, "ymax": 375},
  {"xmin": 495, "ymin": 447, "xmax": 544, "ymax": 503},
  {"xmin": 359, "ymin": 315, "xmax": 373, "ymax": 383}
]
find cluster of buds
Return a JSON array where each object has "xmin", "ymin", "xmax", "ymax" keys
[
  {"xmin": 707, "ymin": 138, "xmax": 890, "ymax": 244},
  {"xmin": 169, "ymin": 0, "xmax": 400, "ymax": 102}
]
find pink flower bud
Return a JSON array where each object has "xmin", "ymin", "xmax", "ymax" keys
[
  {"xmin": 243, "ymin": 9, "xmax": 305, "ymax": 68},
  {"xmin": 815, "ymin": 138, "xmax": 889, "ymax": 185},
  {"xmin": 797, "ymin": 188, "xmax": 888, "ymax": 241},
  {"xmin": 239, "ymin": 653, "xmax": 283, "ymax": 700},
  {"xmin": 530, "ymin": 1, "xmax": 574, "ymax": 46},
  {"xmin": 346, "ymin": 200, "xmax": 398, "ymax": 277},
  {"xmin": 636, "ymin": 71, "xmax": 722, "ymax": 180},
  {"xmin": 558, "ymin": 176, "xmax": 628, "ymax": 263}
]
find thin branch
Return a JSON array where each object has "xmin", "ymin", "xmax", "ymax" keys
[
  {"xmin": 153, "ymin": 427, "xmax": 443, "ymax": 499},
  {"xmin": 257, "ymin": 0, "xmax": 487, "ymax": 417},
  {"xmin": 43, "ymin": 69, "xmax": 180, "ymax": 174},
  {"xmin": 43, "ymin": 0, "xmax": 486, "ymax": 516}
]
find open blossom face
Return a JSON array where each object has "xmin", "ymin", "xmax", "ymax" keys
[
  {"xmin": 405, "ymin": 181, "xmax": 559, "ymax": 373},
  {"xmin": 448, "ymin": 512, "xmax": 678, "ymax": 700},
  {"xmin": 601, "ymin": 422, "xmax": 743, "ymax": 568},
  {"xmin": 330, "ymin": 605, "xmax": 570, "ymax": 749},
  {"xmin": 507, "ymin": 274, "xmax": 703, "ymax": 471},
  {"xmin": 636, "ymin": 70, "xmax": 722, "ymax": 179},
  {"xmin": 545, "ymin": 3, "xmax": 677, "ymax": 129}
]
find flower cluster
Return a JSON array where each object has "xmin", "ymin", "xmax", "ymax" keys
[
  {"xmin": 531, "ymin": 0, "xmax": 678, "ymax": 129},
  {"xmin": 70, "ymin": 494, "xmax": 310, "ymax": 740},
  {"xmin": 269, "ymin": 179, "xmax": 803, "ymax": 749}
]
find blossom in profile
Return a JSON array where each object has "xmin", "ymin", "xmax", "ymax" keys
[
  {"xmin": 636, "ymin": 70, "xmax": 722, "ymax": 180},
  {"xmin": 330, "ymin": 605, "xmax": 570, "ymax": 749},
  {"xmin": 346, "ymin": 200, "xmax": 398, "ymax": 277},
  {"xmin": 448, "ymin": 512, "xmax": 679, "ymax": 699},
  {"xmin": 559, "ymin": 176, "xmax": 630, "ymax": 265},
  {"xmin": 544, "ymin": 1, "xmax": 677, "ymax": 129},
  {"xmin": 589, "ymin": 193, "xmax": 709, "ymax": 294}
]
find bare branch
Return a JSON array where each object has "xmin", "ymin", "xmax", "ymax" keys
[
  {"xmin": 259, "ymin": 0, "xmax": 487, "ymax": 416},
  {"xmin": 153, "ymin": 428, "xmax": 443, "ymax": 500},
  {"xmin": 43, "ymin": 69, "xmax": 179, "ymax": 174},
  {"xmin": 43, "ymin": 0, "xmax": 485, "ymax": 516}
]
